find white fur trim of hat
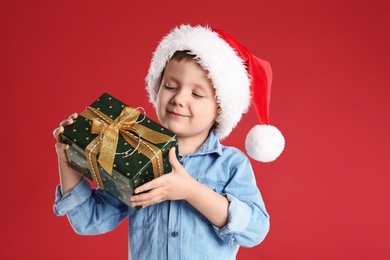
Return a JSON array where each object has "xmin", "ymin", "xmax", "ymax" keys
[{"xmin": 146, "ymin": 25, "xmax": 285, "ymax": 162}]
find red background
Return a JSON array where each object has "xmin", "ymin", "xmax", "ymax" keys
[{"xmin": 1, "ymin": 0, "xmax": 389, "ymax": 259}]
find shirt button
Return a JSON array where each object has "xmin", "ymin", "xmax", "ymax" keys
[{"xmin": 171, "ymin": 231, "xmax": 178, "ymax": 237}]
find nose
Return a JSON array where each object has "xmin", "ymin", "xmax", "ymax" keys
[{"xmin": 170, "ymin": 89, "xmax": 188, "ymax": 106}]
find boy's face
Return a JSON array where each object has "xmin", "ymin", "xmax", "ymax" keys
[{"xmin": 156, "ymin": 59, "xmax": 219, "ymax": 143}]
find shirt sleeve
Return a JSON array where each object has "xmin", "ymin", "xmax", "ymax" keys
[
  {"xmin": 53, "ymin": 177, "xmax": 129, "ymax": 235},
  {"xmin": 213, "ymin": 156, "xmax": 270, "ymax": 247}
]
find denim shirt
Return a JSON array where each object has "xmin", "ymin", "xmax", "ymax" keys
[{"xmin": 53, "ymin": 131, "xmax": 270, "ymax": 260}]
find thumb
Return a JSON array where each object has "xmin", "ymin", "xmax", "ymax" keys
[{"xmin": 168, "ymin": 146, "xmax": 181, "ymax": 170}]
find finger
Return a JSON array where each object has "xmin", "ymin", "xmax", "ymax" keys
[
  {"xmin": 130, "ymin": 192, "xmax": 151, "ymax": 207},
  {"xmin": 55, "ymin": 141, "xmax": 70, "ymax": 150},
  {"xmin": 59, "ymin": 113, "xmax": 78, "ymax": 127},
  {"xmin": 68, "ymin": 112, "xmax": 78, "ymax": 120},
  {"xmin": 133, "ymin": 177, "xmax": 162, "ymax": 194},
  {"xmin": 131, "ymin": 191, "xmax": 154, "ymax": 203},
  {"xmin": 131, "ymin": 190, "xmax": 164, "ymax": 207},
  {"xmin": 168, "ymin": 147, "xmax": 181, "ymax": 170},
  {"xmin": 53, "ymin": 125, "xmax": 64, "ymax": 141},
  {"xmin": 53, "ymin": 127, "xmax": 59, "ymax": 138}
]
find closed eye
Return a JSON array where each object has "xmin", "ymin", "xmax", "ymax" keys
[
  {"xmin": 192, "ymin": 92, "xmax": 204, "ymax": 98},
  {"xmin": 164, "ymin": 83, "xmax": 176, "ymax": 91}
]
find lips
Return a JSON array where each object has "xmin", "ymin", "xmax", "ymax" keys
[{"xmin": 167, "ymin": 110, "xmax": 188, "ymax": 117}]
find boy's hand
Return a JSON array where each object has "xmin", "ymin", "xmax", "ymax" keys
[
  {"xmin": 53, "ymin": 113, "xmax": 83, "ymax": 194},
  {"xmin": 53, "ymin": 113, "xmax": 78, "ymax": 163},
  {"xmin": 130, "ymin": 147, "xmax": 195, "ymax": 208}
]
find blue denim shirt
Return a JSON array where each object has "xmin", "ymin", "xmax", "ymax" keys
[{"xmin": 53, "ymin": 131, "xmax": 270, "ymax": 259}]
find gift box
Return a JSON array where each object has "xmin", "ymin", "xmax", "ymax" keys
[{"xmin": 62, "ymin": 93, "xmax": 178, "ymax": 208}]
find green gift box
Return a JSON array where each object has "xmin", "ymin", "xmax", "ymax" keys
[{"xmin": 62, "ymin": 93, "xmax": 178, "ymax": 208}]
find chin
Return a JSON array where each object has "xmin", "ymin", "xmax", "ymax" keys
[{"xmin": 166, "ymin": 126, "xmax": 183, "ymax": 136}]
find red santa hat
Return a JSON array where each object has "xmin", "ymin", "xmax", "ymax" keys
[{"xmin": 146, "ymin": 25, "xmax": 285, "ymax": 162}]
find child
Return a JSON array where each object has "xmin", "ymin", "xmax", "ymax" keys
[{"xmin": 53, "ymin": 25, "xmax": 284, "ymax": 259}]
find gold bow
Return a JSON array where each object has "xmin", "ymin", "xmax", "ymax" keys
[{"xmin": 80, "ymin": 106, "xmax": 175, "ymax": 188}]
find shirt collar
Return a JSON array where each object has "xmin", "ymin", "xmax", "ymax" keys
[
  {"xmin": 194, "ymin": 131, "xmax": 223, "ymax": 156},
  {"xmin": 178, "ymin": 131, "xmax": 223, "ymax": 160}
]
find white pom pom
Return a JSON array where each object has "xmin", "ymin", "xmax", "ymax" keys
[{"xmin": 245, "ymin": 125, "xmax": 285, "ymax": 162}]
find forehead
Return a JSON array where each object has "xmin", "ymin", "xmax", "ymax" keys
[{"xmin": 163, "ymin": 59, "xmax": 213, "ymax": 88}]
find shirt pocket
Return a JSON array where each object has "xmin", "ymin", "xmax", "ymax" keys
[
  {"xmin": 193, "ymin": 178, "xmax": 226, "ymax": 224},
  {"xmin": 129, "ymin": 204, "xmax": 159, "ymax": 231}
]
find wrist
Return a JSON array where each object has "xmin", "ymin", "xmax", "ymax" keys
[
  {"xmin": 58, "ymin": 157, "xmax": 69, "ymax": 165},
  {"xmin": 183, "ymin": 177, "xmax": 202, "ymax": 202}
]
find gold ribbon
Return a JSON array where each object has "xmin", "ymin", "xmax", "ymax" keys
[{"xmin": 80, "ymin": 105, "xmax": 175, "ymax": 188}]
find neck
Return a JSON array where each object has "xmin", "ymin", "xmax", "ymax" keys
[{"xmin": 177, "ymin": 133, "xmax": 209, "ymax": 156}]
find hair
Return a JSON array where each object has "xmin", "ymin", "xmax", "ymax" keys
[
  {"xmin": 157, "ymin": 50, "xmax": 196, "ymax": 88},
  {"xmin": 170, "ymin": 50, "xmax": 196, "ymax": 62}
]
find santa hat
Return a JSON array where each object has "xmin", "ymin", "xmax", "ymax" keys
[{"xmin": 146, "ymin": 25, "xmax": 285, "ymax": 162}]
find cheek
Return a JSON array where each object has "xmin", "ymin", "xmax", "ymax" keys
[
  {"xmin": 156, "ymin": 94, "xmax": 170, "ymax": 120},
  {"xmin": 197, "ymin": 102, "xmax": 218, "ymax": 120},
  {"xmin": 205, "ymin": 100, "xmax": 219, "ymax": 117},
  {"xmin": 156, "ymin": 100, "xmax": 164, "ymax": 116},
  {"xmin": 156, "ymin": 88, "xmax": 169, "ymax": 105}
]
